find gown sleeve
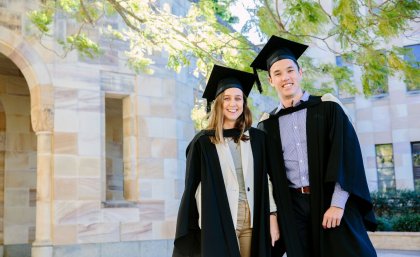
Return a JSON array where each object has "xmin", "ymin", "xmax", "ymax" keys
[
  {"xmin": 324, "ymin": 102, "xmax": 377, "ymax": 231},
  {"xmin": 172, "ymin": 137, "xmax": 202, "ymax": 257}
]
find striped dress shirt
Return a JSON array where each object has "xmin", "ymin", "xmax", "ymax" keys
[{"xmin": 276, "ymin": 92, "xmax": 349, "ymax": 209}]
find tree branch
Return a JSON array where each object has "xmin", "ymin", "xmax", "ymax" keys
[
  {"xmin": 317, "ymin": 0, "xmax": 339, "ymax": 26},
  {"xmin": 80, "ymin": 0, "xmax": 94, "ymax": 24},
  {"xmin": 107, "ymin": 0, "xmax": 147, "ymax": 23},
  {"xmin": 274, "ymin": 0, "xmax": 283, "ymax": 28},
  {"xmin": 264, "ymin": 0, "xmax": 285, "ymax": 31}
]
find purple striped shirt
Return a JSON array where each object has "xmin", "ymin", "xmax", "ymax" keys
[{"xmin": 276, "ymin": 92, "xmax": 349, "ymax": 209}]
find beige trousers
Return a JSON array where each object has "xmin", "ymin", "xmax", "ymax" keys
[{"xmin": 236, "ymin": 200, "xmax": 252, "ymax": 257}]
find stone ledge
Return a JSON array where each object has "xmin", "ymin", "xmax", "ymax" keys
[
  {"xmin": 101, "ymin": 200, "xmax": 138, "ymax": 208},
  {"xmin": 369, "ymin": 232, "xmax": 420, "ymax": 251}
]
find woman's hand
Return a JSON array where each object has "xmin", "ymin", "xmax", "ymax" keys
[{"xmin": 270, "ymin": 214, "xmax": 280, "ymax": 246}]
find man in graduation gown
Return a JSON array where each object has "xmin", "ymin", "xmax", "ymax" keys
[
  {"xmin": 251, "ymin": 36, "xmax": 377, "ymax": 257},
  {"xmin": 172, "ymin": 65, "xmax": 271, "ymax": 257}
]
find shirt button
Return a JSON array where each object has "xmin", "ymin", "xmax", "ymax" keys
[
  {"xmin": 247, "ymin": 187, "xmax": 250, "ymax": 192},
  {"xmin": 299, "ymin": 160, "xmax": 303, "ymax": 163},
  {"xmin": 294, "ymin": 126, "xmax": 297, "ymax": 129},
  {"xmin": 297, "ymin": 143, "xmax": 300, "ymax": 146}
]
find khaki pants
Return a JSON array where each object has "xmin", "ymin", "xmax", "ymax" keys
[{"xmin": 236, "ymin": 200, "xmax": 252, "ymax": 257}]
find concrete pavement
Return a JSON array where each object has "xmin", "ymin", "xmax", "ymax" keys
[
  {"xmin": 377, "ymin": 250, "xmax": 420, "ymax": 256},
  {"xmin": 283, "ymin": 250, "xmax": 420, "ymax": 257}
]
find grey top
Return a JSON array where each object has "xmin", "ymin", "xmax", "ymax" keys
[
  {"xmin": 227, "ymin": 139, "xmax": 247, "ymax": 202},
  {"xmin": 275, "ymin": 91, "xmax": 349, "ymax": 209}
]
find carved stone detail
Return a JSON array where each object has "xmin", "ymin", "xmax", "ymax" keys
[
  {"xmin": 30, "ymin": 85, "xmax": 54, "ymax": 133},
  {"xmin": 31, "ymin": 105, "xmax": 54, "ymax": 132}
]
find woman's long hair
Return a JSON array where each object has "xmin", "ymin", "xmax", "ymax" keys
[{"xmin": 206, "ymin": 91, "xmax": 252, "ymax": 144}]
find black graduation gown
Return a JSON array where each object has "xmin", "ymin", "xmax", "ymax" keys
[
  {"xmin": 258, "ymin": 96, "xmax": 377, "ymax": 257},
  {"xmin": 172, "ymin": 128, "xmax": 270, "ymax": 257}
]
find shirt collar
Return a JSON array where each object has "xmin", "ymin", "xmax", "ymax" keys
[{"xmin": 275, "ymin": 91, "xmax": 310, "ymax": 113}]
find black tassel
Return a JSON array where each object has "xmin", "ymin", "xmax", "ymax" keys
[{"xmin": 253, "ymin": 67, "xmax": 263, "ymax": 93}]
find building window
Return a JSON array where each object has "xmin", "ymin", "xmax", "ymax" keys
[
  {"xmin": 375, "ymin": 144, "xmax": 396, "ymax": 192},
  {"xmin": 404, "ymin": 44, "xmax": 420, "ymax": 68},
  {"xmin": 370, "ymin": 76, "xmax": 388, "ymax": 97},
  {"xmin": 335, "ymin": 55, "xmax": 355, "ymax": 101},
  {"xmin": 101, "ymin": 71, "xmax": 137, "ymax": 206},
  {"xmin": 411, "ymin": 142, "xmax": 420, "ymax": 191},
  {"xmin": 404, "ymin": 44, "xmax": 420, "ymax": 92},
  {"xmin": 105, "ymin": 97, "xmax": 124, "ymax": 201},
  {"xmin": 104, "ymin": 95, "xmax": 138, "ymax": 205},
  {"xmin": 366, "ymin": 50, "xmax": 389, "ymax": 98},
  {"xmin": 371, "ymin": 70, "xmax": 389, "ymax": 97}
]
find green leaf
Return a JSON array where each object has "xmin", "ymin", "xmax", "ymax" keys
[
  {"xmin": 66, "ymin": 34, "xmax": 101, "ymax": 58},
  {"xmin": 27, "ymin": 9, "xmax": 54, "ymax": 33}
]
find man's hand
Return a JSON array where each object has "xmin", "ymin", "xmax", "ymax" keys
[
  {"xmin": 270, "ymin": 214, "xmax": 280, "ymax": 246},
  {"xmin": 322, "ymin": 206, "xmax": 344, "ymax": 229}
]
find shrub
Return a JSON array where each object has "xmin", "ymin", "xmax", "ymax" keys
[
  {"xmin": 375, "ymin": 216, "xmax": 393, "ymax": 231},
  {"xmin": 392, "ymin": 214, "xmax": 420, "ymax": 232},
  {"xmin": 370, "ymin": 190, "xmax": 419, "ymax": 231},
  {"xmin": 371, "ymin": 190, "xmax": 419, "ymax": 217}
]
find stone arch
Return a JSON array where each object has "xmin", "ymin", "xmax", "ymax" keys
[
  {"xmin": 0, "ymin": 27, "xmax": 54, "ymax": 257},
  {"xmin": 0, "ymin": 27, "xmax": 54, "ymax": 132}
]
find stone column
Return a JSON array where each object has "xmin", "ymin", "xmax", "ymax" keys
[
  {"xmin": 31, "ymin": 103, "xmax": 54, "ymax": 257},
  {"xmin": 31, "ymin": 131, "xmax": 53, "ymax": 257}
]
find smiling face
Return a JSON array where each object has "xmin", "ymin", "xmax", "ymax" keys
[
  {"xmin": 268, "ymin": 59, "xmax": 303, "ymax": 101},
  {"xmin": 222, "ymin": 87, "xmax": 244, "ymax": 129}
]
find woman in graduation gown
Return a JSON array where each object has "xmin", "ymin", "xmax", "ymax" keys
[{"xmin": 172, "ymin": 65, "xmax": 273, "ymax": 257}]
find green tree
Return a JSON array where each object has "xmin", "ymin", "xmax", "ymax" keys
[
  {"xmin": 250, "ymin": 0, "xmax": 420, "ymax": 96},
  {"xmin": 28, "ymin": 0, "xmax": 253, "ymax": 78},
  {"xmin": 28, "ymin": 0, "xmax": 419, "ymax": 96}
]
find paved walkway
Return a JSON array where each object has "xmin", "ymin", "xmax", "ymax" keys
[
  {"xmin": 283, "ymin": 250, "xmax": 420, "ymax": 257},
  {"xmin": 377, "ymin": 250, "xmax": 420, "ymax": 256}
]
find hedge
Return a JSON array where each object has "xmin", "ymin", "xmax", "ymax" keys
[{"xmin": 370, "ymin": 190, "xmax": 419, "ymax": 232}]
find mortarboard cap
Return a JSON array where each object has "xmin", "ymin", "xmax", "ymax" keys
[
  {"xmin": 202, "ymin": 65, "xmax": 257, "ymax": 112},
  {"xmin": 250, "ymin": 35, "xmax": 308, "ymax": 89}
]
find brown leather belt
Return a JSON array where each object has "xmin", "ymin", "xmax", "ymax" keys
[{"xmin": 293, "ymin": 186, "xmax": 310, "ymax": 194}]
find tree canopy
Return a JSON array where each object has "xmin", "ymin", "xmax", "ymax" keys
[{"xmin": 29, "ymin": 0, "xmax": 419, "ymax": 97}]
